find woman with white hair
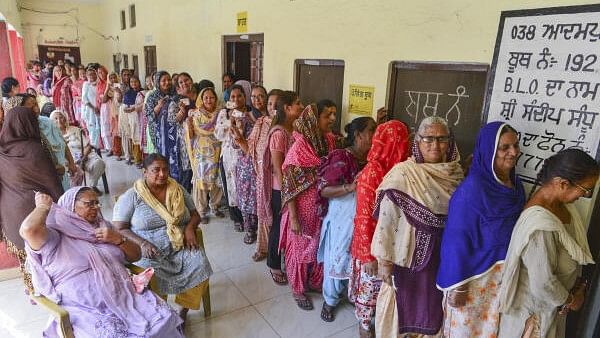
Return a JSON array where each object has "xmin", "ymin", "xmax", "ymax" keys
[
  {"xmin": 372, "ymin": 116, "xmax": 464, "ymax": 337},
  {"xmin": 50, "ymin": 110, "xmax": 106, "ymax": 195}
]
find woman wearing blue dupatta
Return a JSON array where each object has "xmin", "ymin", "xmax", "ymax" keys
[{"xmin": 436, "ymin": 122, "xmax": 525, "ymax": 337}]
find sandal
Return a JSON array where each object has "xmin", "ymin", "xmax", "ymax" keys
[
  {"xmin": 200, "ymin": 216, "xmax": 209, "ymax": 224},
  {"xmin": 243, "ymin": 231, "xmax": 257, "ymax": 245},
  {"xmin": 320, "ymin": 303, "xmax": 335, "ymax": 322},
  {"xmin": 269, "ymin": 270, "xmax": 288, "ymax": 285},
  {"xmin": 294, "ymin": 295, "xmax": 313, "ymax": 311},
  {"xmin": 214, "ymin": 210, "xmax": 225, "ymax": 218},
  {"xmin": 252, "ymin": 252, "xmax": 267, "ymax": 262},
  {"xmin": 234, "ymin": 223, "xmax": 244, "ymax": 232},
  {"xmin": 358, "ymin": 326, "xmax": 375, "ymax": 338}
]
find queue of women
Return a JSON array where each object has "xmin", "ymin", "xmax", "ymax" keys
[{"xmin": 1, "ymin": 60, "xmax": 599, "ymax": 338}]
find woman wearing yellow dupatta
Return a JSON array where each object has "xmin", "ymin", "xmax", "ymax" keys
[
  {"xmin": 185, "ymin": 87, "xmax": 224, "ymax": 224},
  {"xmin": 113, "ymin": 153, "xmax": 213, "ymax": 322}
]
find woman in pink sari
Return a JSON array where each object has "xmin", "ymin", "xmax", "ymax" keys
[
  {"xmin": 70, "ymin": 65, "xmax": 86, "ymax": 126},
  {"xmin": 51, "ymin": 65, "xmax": 76, "ymax": 125},
  {"xmin": 280, "ymin": 103, "xmax": 336, "ymax": 310}
]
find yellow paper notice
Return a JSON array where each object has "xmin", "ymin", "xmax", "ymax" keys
[
  {"xmin": 237, "ymin": 12, "xmax": 248, "ymax": 33},
  {"xmin": 348, "ymin": 84, "xmax": 375, "ymax": 116}
]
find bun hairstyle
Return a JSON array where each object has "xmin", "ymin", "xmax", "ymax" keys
[
  {"xmin": 272, "ymin": 90, "xmax": 298, "ymax": 127},
  {"xmin": 531, "ymin": 148, "xmax": 599, "ymax": 194},
  {"xmin": 344, "ymin": 117, "xmax": 375, "ymax": 147}
]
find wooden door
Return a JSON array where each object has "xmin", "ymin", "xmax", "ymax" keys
[
  {"xmin": 295, "ymin": 59, "xmax": 345, "ymax": 132},
  {"xmin": 250, "ymin": 41, "xmax": 264, "ymax": 85},
  {"xmin": 144, "ymin": 46, "xmax": 157, "ymax": 77}
]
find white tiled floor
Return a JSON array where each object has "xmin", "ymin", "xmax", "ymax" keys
[{"xmin": 0, "ymin": 156, "xmax": 358, "ymax": 337}]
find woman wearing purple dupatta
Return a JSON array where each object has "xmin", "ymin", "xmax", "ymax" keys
[
  {"xmin": 436, "ymin": 122, "xmax": 524, "ymax": 337},
  {"xmin": 21, "ymin": 187, "xmax": 183, "ymax": 338},
  {"xmin": 371, "ymin": 117, "xmax": 463, "ymax": 337}
]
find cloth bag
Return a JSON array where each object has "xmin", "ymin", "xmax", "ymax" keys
[{"xmin": 375, "ymin": 278, "xmax": 399, "ymax": 338}]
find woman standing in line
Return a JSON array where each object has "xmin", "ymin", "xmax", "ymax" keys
[
  {"xmin": 185, "ymin": 87, "xmax": 224, "ymax": 224},
  {"xmin": 498, "ymin": 149, "xmax": 598, "ymax": 338},
  {"xmin": 215, "ymin": 84, "xmax": 249, "ymax": 232},
  {"xmin": 51, "ymin": 66, "xmax": 76, "ymax": 125},
  {"xmin": 280, "ymin": 104, "xmax": 336, "ymax": 310},
  {"xmin": 437, "ymin": 122, "xmax": 525, "ymax": 337},
  {"xmin": 265, "ymin": 91, "xmax": 302, "ymax": 285},
  {"xmin": 318, "ymin": 117, "xmax": 376, "ymax": 322},
  {"xmin": 349, "ymin": 120, "xmax": 409, "ymax": 337}
]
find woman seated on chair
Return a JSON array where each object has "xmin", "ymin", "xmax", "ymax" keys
[
  {"xmin": 113, "ymin": 153, "xmax": 213, "ymax": 322},
  {"xmin": 20, "ymin": 187, "xmax": 184, "ymax": 338},
  {"xmin": 49, "ymin": 110, "xmax": 107, "ymax": 195}
]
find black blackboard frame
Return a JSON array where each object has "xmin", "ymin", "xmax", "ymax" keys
[
  {"xmin": 484, "ymin": 5, "xmax": 600, "ymax": 337},
  {"xmin": 483, "ymin": 3, "xmax": 600, "ymax": 161}
]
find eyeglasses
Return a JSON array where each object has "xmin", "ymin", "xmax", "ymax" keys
[
  {"xmin": 76, "ymin": 199, "xmax": 102, "ymax": 208},
  {"xmin": 418, "ymin": 135, "xmax": 450, "ymax": 144},
  {"xmin": 570, "ymin": 181, "xmax": 594, "ymax": 198}
]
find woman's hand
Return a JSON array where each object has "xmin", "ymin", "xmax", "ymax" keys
[
  {"xmin": 184, "ymin": 225, "xmax": 199, "ymax": 250},
  {"xmin": 290, "ymin": 217, "xmax": 302, "ymax": 236},
  {"xmin": 68, "ymin": 162, "xmax": 78, "ymax": 176},
  {"xmin": 569, "ymin": 286, "xmax": 586, "ymax": 312},
  {"xmin": 447, "ymin": 287, "xmax": 469, "ymax": 308},
  {"xmin": 230, "ymin": 123, "xmax": 244, "ymax": 142},
  {"xmin": 34, "ymin": 192, "xmax": 53, "ymax": 210},
  {"xmin": 95, "ymin": 227, "xmax": 123, "ymax": 245},
  {"xmin": 176, "ymin": 109, "xmax": 186, "ymax": 123},
  {"xmin": 362, "ymin": 260, "xmax": 378, "ymax": 277},
  {"xmin": 378, "ymin": 260, "xmax": 393, "ymax": 285},
  {"xmin": 140, "ymin": 241, "xmax": 160, "ymax": 259}
]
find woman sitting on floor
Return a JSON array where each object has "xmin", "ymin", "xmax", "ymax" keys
[{"xmin": 20, "ymin": 187, "xmax": 184, "ymax": 337}]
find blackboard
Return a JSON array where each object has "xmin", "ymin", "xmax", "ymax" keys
[
  {"xmin": 484, "ymin": 4, "xmax": 600, "ymax": 183},
  {"xmin": 386, "ymin": 61, "xmax": 489, "ymax": 161}
]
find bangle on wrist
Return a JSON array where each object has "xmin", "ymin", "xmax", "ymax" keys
[{"xmin": 36, "ymin": 205, "xmax": 51, "ymax": 211}]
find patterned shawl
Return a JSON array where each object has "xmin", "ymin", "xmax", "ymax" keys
[
  {"xmin": 317, "ymin": 149, "xmax": 360, "ymax": 217},
  {"xmin": 281, "ymin": 105, "xmax": 333, "ymax": 206},
  {"xmin": 371, "ymin": 137, "xmax": 463, "ymax": 269},
  {"xmin": 351, "ymin": 120, "xmax": 409, "ymax": 263},
  {"xmin": 437, "ymin": 122, "xmax": 526, "ymax": 290},
  {"xmin": 25, "ymin": 186, "xmax": 150, "ymax": 336}
]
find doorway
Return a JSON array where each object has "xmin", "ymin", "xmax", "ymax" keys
[
  {"xmin": 222, "ymin": 34, "xmax": 264, "ymax": 85},
  {"xmin": 144, "ymin": 46, "xmax": 157, "ymax": 78},
  {"xmin": 294, "ymin": 59, "xmax": 345, "ymax": 132}
]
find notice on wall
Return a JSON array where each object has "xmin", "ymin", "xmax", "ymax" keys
[
  {"xmin": 237, "ymin": 11, "xmax": 248, "ymax": 33},
  {"xmin": 348, "ymin": 84, "xmax": 375, "ymax": 116},
  {"xmin": 485, "ymin": 5, "xmax": 600, "ymax": 184}
]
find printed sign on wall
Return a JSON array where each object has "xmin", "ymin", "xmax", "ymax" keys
[
  {"xmin": 485, "ymin": 5, "xmax": 600, "ymax": 183},
  {"xmin": 237, "ymin": 11, "xmax": 248, "ymax": 33},
  {"xmin": 349, "ymin": 84, "xmax": 375, "ymax": 116}
]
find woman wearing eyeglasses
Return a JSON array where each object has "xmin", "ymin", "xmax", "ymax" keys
[
  {"xmin": 371, "ymin": 116, "xmax": 464, "ymax": 337},
  {"xmin": 436, "ymin": 122, "xmax": 525, "ymax": 337},
  {"xmin": 20, "ymin": 187, "xmax": 185, "ymax": 337},
  {"xmin": 498, "ymin": 148, "xmax": 598, "ymax": 338},
  {"xmin": 113, "ymin": 153, "xmax": 212, "ymax": 324}
]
